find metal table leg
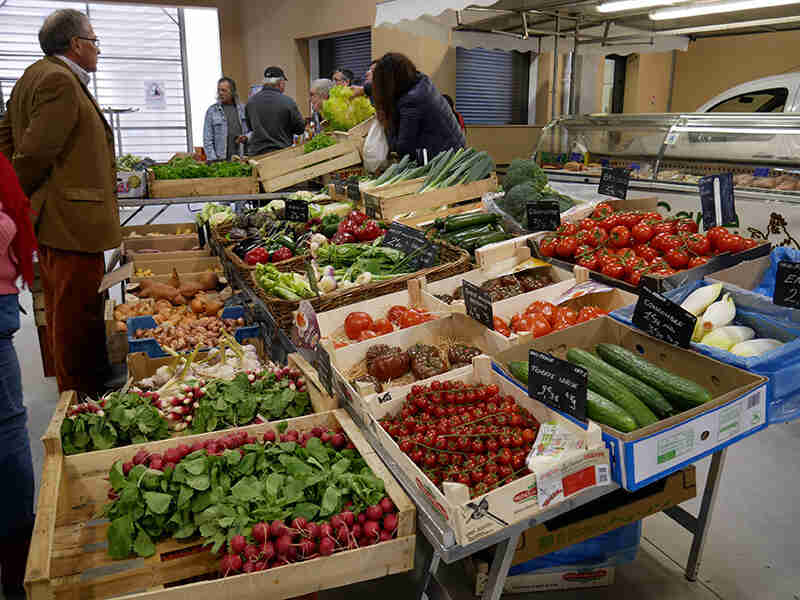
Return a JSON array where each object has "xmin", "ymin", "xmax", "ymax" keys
[
  {"xmin": 482, "ymin": 531, "xmax": 521, "ymax": 600},
  {"xmin": 418, "ymin": 550, "xmax": 441, "ymax": 600}
]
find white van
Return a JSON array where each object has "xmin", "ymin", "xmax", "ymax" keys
[{"xmin": 697, "ymin": 73, "xmax": 800, "ymax": 113}]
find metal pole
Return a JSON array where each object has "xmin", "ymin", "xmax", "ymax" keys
[
  {"xmin": 551, "ymin": 13, "xmax": 559, "ymax": 122},
  {"xmin": 177, "ymin": 8, "xmax": 193, "ymax": 151},
  {"xmin": 569, "ymin": 21, "xmax": 579, "ymax": 115},
  {"xmin": 685, "ymin": 449, "xmax": 727, "ymax": 581},
  {"xmin": 666, "ymin": 49, "xmax": 677, "ymax": 112}
]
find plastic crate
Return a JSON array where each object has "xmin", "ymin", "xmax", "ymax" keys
[{"xmin": 126, "ymin": 306, "xmax": 260, "ymax": 358}]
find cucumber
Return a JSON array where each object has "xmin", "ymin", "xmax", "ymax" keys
[
  {"xmin": 566, "ymin": 352, "xmax": 657, "ymax": 427},
  {"xmin": 595, "ymin": 344, "xmax": 713, "ymax": 407},
  {"xmin": 507, "ymin": 361, "xmax": 529, "ymax": 385},
  {"xmin": 587, "ymin": 390, "xmax": 637, "ymax": 433},
  {"xmin": 565, "ymin": 348, "xmax": 674, "ymax": 418}
]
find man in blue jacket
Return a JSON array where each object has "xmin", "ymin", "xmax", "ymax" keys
[{"xmin": 245, "ymin": 66, "xmax": 305, "ymax": 156}]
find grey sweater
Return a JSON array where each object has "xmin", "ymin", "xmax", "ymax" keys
[{"xmin": 245, "ymin": 87, "xmax": 305, "ymax": 155}]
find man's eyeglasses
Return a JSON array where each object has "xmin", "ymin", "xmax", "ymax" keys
[{"xmin": 77, "ymin": 37, "xmax": 100, "ymax": 48}]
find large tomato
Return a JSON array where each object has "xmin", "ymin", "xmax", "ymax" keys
[
  {"xmin": 344, "ymin": 312, "xmax": 374, "ymax": 340},
  {"xmin": 675, "ymin": 218, "xmax": 699, "ymax": 234},
  {"xmin": 538, "ymin": 238, "xmax": 557, "ymax": 257},
  {"xmin": 608, "ymin": 225, "xmax": 631, "ymax": 248},
  {"xmin": 664, "ymin": 248, "xmax": 689, "ymax": 269},
  {"xmin": 531, "ymin": 316, "xmax": 553, "ymax": 338},
  {"xmin": 589, "ymin": 227, "xmax": 609, "ymax": 247},
  {"xmin": 400, "ymin": 308, "xmax": 428, "ymax": 328},
  {"xmin": 602, "ymin": 260, "xmax": 625, "ymax": 279},
  {"xmin": 686, "ymin": 233, "xmax": 711, "ymax": 256},
  {"xmin": 556, "ymin": 236, "xmax": 578, "ymax": 258},
  {"xmin": 631, "ymin": 221, "xmax": 654, "ymax": 243},
  {"xmin": 387, "ymin": 305, "xmax": 408, "ymax": 325},
  {"xmin": 592, "ymin": 202, "xmax": 614, "ymax": 220},
  {"xmin": 717, "ymin": 233, "xmax": 745, "ymax": 254},
  {"xmin": 707, "ymin": 226, "xmax": 729, "ymax": 249},
  {"xmin": 372, "ymin": 318, "xmax": 394, "ymax": 335}
]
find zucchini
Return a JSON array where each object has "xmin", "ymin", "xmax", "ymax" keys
[
  {"xmin": 587, "ymin": 390, "xmax": 638, "ymax": 433},
  {"xmin": 507, "ymin": 361, "xmax": 529, "ymax": 385},
  {"xmin": 440, "ymin": 224, "xmax": 498, "ymax": 244},
  {"xmin": 437, "ymin": 212, "xmax": 500, "ymax": 232},
  {"xmin": 595, "ymin": 344, "xmax": 713, "ymax": 408},
  {"xmin": 565, "ymin": 348, "xmax": 674, "ymax": 418},
  {"xmin": 566, "ymin": 352, "xmax": 657, "ymax": 427},
  {"xmin": 462, "ymin": 231, "xmax": 512, "ymax": 252}
]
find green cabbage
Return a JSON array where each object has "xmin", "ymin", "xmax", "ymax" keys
[{"xmin": 322, "ymin": 86, "xmax": 375, "ymax": 131}]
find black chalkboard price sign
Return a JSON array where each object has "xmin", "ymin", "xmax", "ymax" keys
[
  {"xmin": 314, "ymin": 343, "xmax": 333, "ymax": 396},
  {"xmin": 462, "ymin": 280, "xmax": 494, "ymax": 330},
  {"xmin": 528, "ymin": 349, "xmax": 587, "ymax": 422},
  {"xmin": 526, "ymin": 200, "xmax": 561, "ymax": 232},
  {"xmin": 598, "ymin": 167, "xmax": 631, "ymax": 200},
  {"xmin": 347, "ymin": 181, "xmax": 361, "ymax": 203},
  {"xmin": 632, "ymin": 286, "xmax": 697, "ymax": 348},
  {"xmin": 698, "ymin": 173, "xmax": 735, "ymax": 231},
  {"xmin": 381, "ymin": 222, "xmax": 438, "ymax": 269},
  {"xmin": 774, "ymin": 260, "xmax": 800, "ymax": 308},
  {"xmin": 285, "ymin": 199, "xmax": 309, "ymax": 223}
]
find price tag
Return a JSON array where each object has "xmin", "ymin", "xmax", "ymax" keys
[
  {"xmin": 314, "ymin": 343, "xmax": 333, "ymax": 396},
  {"xmin": 528, "ymin": 350, "xmax": 587, "ymax": 422},
  {"xmin": 526, "ymin": 200, "xmax": 561, "ymax": 232},
  {"xmin": 347, "ymin": 181, "xmax": 361, "ymax": 203},
  {"xmin": 773, "ymin": 260, "xmax": 800, "ymax": 308},
  {"xmin": 632, "ymin": 287, "xmax": 697, "ymax": 348},
  {"xmin": 598, "ymin": 167, "xmax": 631, "ymax": 200},
  {"xmin": 699, "ymin": 173, "xmax": 736, "ymax": 231},
  {"xmin": 462, "ymin": 280, "xmax": 494, "ymax": 330},
  {"xmin": 381, "ymin": 222, "xmax": 438, "ymax": 269},
  {"xmin": 364, "ymin": 195, "xmax": 382, "ymax": 219},
  {"xmin": 285, "ymin": 199, "xmax": 309, "ymax": 223},
  {"xmin": 378, "ymin": 391, "xmax": 392, "ymax": 404}
]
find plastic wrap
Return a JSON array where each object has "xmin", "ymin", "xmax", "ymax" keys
[{"xmin": 753, "ymin": 246, "xmax": 800, "ymax": 298}]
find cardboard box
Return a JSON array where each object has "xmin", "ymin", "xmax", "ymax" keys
[
  {"xmin": 116, "ymin": 169, "xmax": 147, "ymax": 199},
  {"xmin": 122, "ymin": 222, "xmax": 197, "ymax": 238},
  {"xmin": 706, "ymin": 254, "xmax": 770, "ymax": 292},
  {"xmin": 361, "ymin": 355, "xmax": 610, "ymax": 547},
  {"xmin": 494, "ymin": 317, "xmax": 768, "ymax": 491},
  {"xmin": 470, "ymin": 559, "xmax": 615, "ymax": 595}
]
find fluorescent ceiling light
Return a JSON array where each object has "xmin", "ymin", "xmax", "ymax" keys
[
  {"xmin": 597, "ymin": 0, "xmax": 681, "ymax": 13},
  {"xmin": 650, "ymin": 0, "xmax": 800, "ymax": 20}
]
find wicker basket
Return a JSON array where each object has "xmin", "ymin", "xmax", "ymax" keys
[
  {"xmin": 223, "ymin": 243, "xmax": 307, "ymax": 282},
  {"xmin": 210, "ymin": 223, "xmax": 235, "ymax": 247},
  {"xmin": 249, "ymin": 241, "xmax": 471, "ymax": 330}
]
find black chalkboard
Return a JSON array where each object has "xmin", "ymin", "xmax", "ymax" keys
[
  {"xmin": 774, "ymin": 260, "xmax": 800, "ymax": 308},
  {"xmin": 285, "ymin": 199, "xmax": 309, "ymax": 223},
  {"xmin": 598, "ymin": 167, "xmax": 631, "ymax": 200},
  {"xmin": 314, "ymin": 343, "xmax": 333, "ymax": 396},
  {"xmin": 632, "ymin": 286, "xmax": 697, "ymax": 348},
  {"xmin": 528, "ymin": 350, "xmax": 587, "ymax": 422},
  {"xmin": 381, "ymin": 222, "xmax": 438, "ymax": 269},
  {"xmin": 462, "ymin": 280, "xmax": 494, "ymax": 330},
  {"xmin": 698, "ymin": 173, "xmax": 735, "ymax": 231},
  {"xmin": 526, "ymin": 200, "xmax": 561, "ymax": 232},
  {"xmin": 347, "ymin": 181, "xmax": 361, "ymax": 203}
]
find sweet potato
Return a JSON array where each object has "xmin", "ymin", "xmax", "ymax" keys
[
  {"xmin": 179, "ymin": 271, "xmax": 219, "ymax": 297},
  {"xmin": 137, "ymin": 279, "xmax": 187, "ymax": 304}
]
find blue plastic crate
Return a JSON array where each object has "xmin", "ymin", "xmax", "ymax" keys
[
  {"xmin": 127, "ymin": 305, "xmax": 260, "ymax": 358},
  {"xmin": 612, "ymin": 280, "xmax": 800, "ymax": 424}
]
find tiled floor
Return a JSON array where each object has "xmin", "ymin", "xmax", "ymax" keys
[{"xmin": 10, "ymin": 204, "xmax": 799, "ymax": 599}]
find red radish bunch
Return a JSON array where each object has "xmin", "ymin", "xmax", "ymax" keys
[
  {"xmin": 217, "ymin": 496, "xmax": 401, "ymax": 577},
  {"xmin": 67, "ymin": 399, "xmax": 105, "ymax": 418},
  {"xmin": 378, "ymin": 379, "xmax": 540, "ymax": 499}
]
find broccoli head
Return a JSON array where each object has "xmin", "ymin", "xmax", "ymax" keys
[
  {"xmin": 498, "ymin": 181, "xmax": 543, "ymax": 223},
  {"xmin": 502, "ymin": 158, "xmax": 547, "ymax": 192}
]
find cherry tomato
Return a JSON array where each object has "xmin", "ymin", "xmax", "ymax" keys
[
  {"xmin": 372, "ymin": 318, "xmax": 394, "ymax": 336},
  {"xmin": 717, "ymin": 233, "xmax": 745, "ymax": 253},
  {"xmin": 577, "ymin": 306, "xmax": 603, "ymax": 322},
  {"xmin": 631, "ymin": 221, "xmax": 654, "ymax": 243},
  {"xmin": 619, "ymin": 211, "xmax": 642, "ymax": 228},
  {"xmin": 686, "ymin": 233, "xmax": 711, "ymax": 256},
  {"xmin": 600, "ymin": 214, "xmax": 621, "ymax": 231},
  {"xmin": 530, "ymin": 301, "xmax": 556, "ymax": 325},
  {"xmin": 652, "ymin": 220, "xmax": 676, "ymax": 235},
  {"xmin": 344, "ymin": 312, "xmax": 374, "ymax": 340},
  {"xmin": 575, "ymin": 230, "xmax": 593, "ymax": 246},
  {"xmin": 556, "ymin": 236, "xmax": 578, "ymax": 258},
  {"xmin": 664, "ymin": 248, "xmax": 689, "ymax": 269},
  {"xmin": 574, "ymin": 244, "xmax": 594, "ymax": 259},
  {"xmin": 387, "ymin": 305, "xmax": 408, "ymax": 325},
  {"xmin": 660, "ymin": 235, "xmax": 683, "ymax": 252},
  {"xmin": 636, "ymin": 244, "xmax": 660, "ymax": 262},
  {"xmin": 493, "ymin": 316, "xmax": 511, "ymax": 337},
  {"xmin": 608, "ymin": 225, "xmax": 631, "ymax": 248}
]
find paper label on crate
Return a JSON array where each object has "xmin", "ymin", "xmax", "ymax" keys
[
  {"xmin": 381, "ymin": 223, "xmax": 438, "ymax": 269},
  {"xmin": 553, "ymin": 281, "xmax": 614, "ymax": 305},
  {"xmin": 633, "ymin": 385, "xmax": 766, "ymax": 484},
  {"xmin": 598, "ymin": 167, "xmax": 631, "ymax": 200},
  {"xmin": 773, "ymin": 260, "xmax": 800, "ymax": 308},
  {"xmin": 534, "ymin": 450, "xmax": 609, "ymax": 508},
  {"xmin": 632, "ymin": 287, "xmax": 696, "ymax": 348}
]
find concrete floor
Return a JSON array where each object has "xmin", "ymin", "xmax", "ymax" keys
[{"xmin": 10, "ymin": 204, "xmax": 800, "ymax": 599}]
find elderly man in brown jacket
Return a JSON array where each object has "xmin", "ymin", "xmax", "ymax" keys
[{"xmin": 0, "ymin": 8, "xmax": 121, "ymax": 396}]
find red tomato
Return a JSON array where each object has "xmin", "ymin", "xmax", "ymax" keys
[
  {"xmin": 400, "ymin": 309, "xmax": 427, "ymax": 328},
  {"xmin": 717, "ymin": 233, "xmax": 745, "ymax": 253},
  {"xmin": 575, "ymin": 230, "xmax": 593, "ymax": 246},
  {"xmin": 528, "ymin": 301, "xmax": 556, "ymax": 325},
  {"xmin": 577, "ymin": 251, "xmax": 598, "ymax": 270},
  {"xmin": 556, "ymin": 236, "xmax": 578, "ymax": 258},
  {"xmin": 592, "ymin": 202, "xmax": 614, "ymax": 219},
  {"xmin": 624, "ymin": 257, "xmax": 646, "ymax": 277},
  {"xmin": 357, "ymin": 330, "xmax": 378, "ymax": 341},
  {"xmin": 650, "ymin": 232, "xmax": 669, "ymax": 252},
  {"xmin": 631, "ymin": 221, "xmax": 654, "ymax": 243},
  {"xmin": 579, "ymin": 218, "xmax": 597, "ymax": 231},
  {"xmin": 675, "ymin": 218, "xmax": 699, "ymax": 234},
  {"xmin": 493, "ymin": 316, "xmax": 510, "ymax": 337},
  {"xmin": 688, "ymin": 256, "xmax": 709, "ymax": 269},
  {"xmin": 344, "ymin": 312, "xmax": 374, "ymax": 340},
  {"xmin": 627, "ymin": 270, "xmax": 644, "ymax": 286},
  {"xmin": 707, "ymin": 226, "xmax": 729, "ymax": 249},
  {"xmin": 588, "ymin": 227, "xmax": 609, "ymax": 247},
  {"xmin": 577, "ymin": 306, "xmax": 605, "ymax": 322},
  {"xmin": 742, "ymin": 238, "xmax": 759, "ymax": 250},
  {"xmin": 387, "ymin": 305, "xmax": 408, "ymax": 325},
  {"xmin": 660, "ymin": 235, "xmax": 683, "ymax": 252},
  {"xmin": 686, "ymin": 233, "xmax": 711, "ymax": 256},
  {"xmin": 556, "ymin": 306, "xmax": 578, "ymax": 325},
  {"xmin": 556, "ymin": 223, "xmax": 578, "ymax": 237},
  {"xmin": 538, "ymin": 238, "xmax": 557, "ymax": 257},
  {"xmin": 641, "ymin": 212, "xmax": 663, "ymax": 221},
  {"xmin": 372, "ymin": 318, "xmax": 394, "ymax": 336},
  {"xmin": 636, "ymin": 244, "xmax": 660, "ymax": 262},
  {"xmin": 652, "ymin": 221, "xmax": 676, "ymax": 236},
  {"xmin": 511, "ymin": 314, "xmax": 533, "ymax": 334},
  {"xmin": 600, "ymin": 214, "xmax": 621, "ymax": 231},
  {"xmin": 664, "ymin": 248, "xmax": 689, "ymax": 269},
  {"xmin": 608, "ymin": 225, "xmax": 631, "ymax": 248},
  {"xmin": 602, "ymin": 261, "xmax": 625, "ymax": 279},
  {"xmin": 617, "ymin": 211, "xmax": 640, "ymax": 228},
  {"xmin": 531, "ymin": 316, "xmax": 552, "ymax": 338}
]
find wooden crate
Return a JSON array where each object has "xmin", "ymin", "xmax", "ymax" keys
[
  {"xmin": 123, "ymin": 223, "xmax": 197, "ymax": 238},
  {"xmin": 130, "ymin": 256, "xmax": 222, "ymax": 281},
  {"xmin": 147, "ymin": 171, "xmax": 260, "ymax": 199},
  {"xmin": 255, "ymin": 134, "xmax": 361, "ymax": 192},
  {"xmin": 104, "ymin": 299, "xmax": 128, "ymax": 365},
  {"xmin": 363, "ymin": 173, "xmax": 498, "ymax": 226},
  {"xmin": 27, "ymin": 409, "xmax": 415, "ymax": 600}
]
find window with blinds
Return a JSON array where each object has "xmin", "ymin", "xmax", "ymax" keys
[
  {"xmin": 456, "ymin": 47, "xmax": 531, "ymax": 125},
  {"xmin": 0, "ymin": 1, "xmax": 189, "ymax": 161},
  {"xmin": 318, "ymin": 30, "xmax": 371, "ymax": 86}
]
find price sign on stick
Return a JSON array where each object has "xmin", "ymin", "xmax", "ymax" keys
[
  {"xmin": 528, "ymin": 350, "xmax": 587, "ymax": 422},
  {"xmin": 462, "ymin": 280, "xmax": 494, "ymax": 330},
  {"xmin": 314, "ymin": 343, "xmax": 333, "ymax": 396},
  {"xmin": 699, "ymin": 173, "xmax": 735, "ymax": 231},
  {"xmin": 774, "ymin": 261, "xmax": 800, "ymax": 308},
  {"xmin": 598, "ymin": 167, "xmax": 631, "ymax": 200},
  {"xmin": 285, "ymin": 199, "xmax": 309, "ymax": 223},
  {"xmin": 632, "ymin": 286, "xmax": 697, "ymax": 348},
  {"xmin": 381, "ymin": 223, "xmax": 438, "ymax": 269},
  {"xmin": 526, "ymin": 200, "xmax": 561, "ymax": 232}
]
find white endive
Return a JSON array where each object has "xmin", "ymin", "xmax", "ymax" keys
[
  {"xmin": 729, "ymin": 338, "xmax": 783, "ymax": 357},
  {"xmin": 699, "ymin": 326, "xmax": 755, "ymax": 350},
  {"xmin": 681, "ymin": 283, "xmax": 723, "ymax": 316},
  {"xmin": 700, "ymin": 293, "xmax": 736, "ymax": 334}
]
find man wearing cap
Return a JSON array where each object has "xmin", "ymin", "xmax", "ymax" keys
[{"xmin": 245, "ymin": 66, "xmax": 305, "ymax": 156}]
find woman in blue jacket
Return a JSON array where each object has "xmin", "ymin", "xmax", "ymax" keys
[
  {"xmin": 371, "ymin": 53, "xmax": 465, "ymax": 160},
  {"xmin": 203, "ymin": 77, "xmax": 249, "ymax": 161}
]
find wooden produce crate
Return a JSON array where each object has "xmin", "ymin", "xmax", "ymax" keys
[
  {"xmin": 130, "ymin": 256, "xmax": 222, "ymax": 283},
  {"xmin": 147, "ymin": 170, "xmax": 259, "ymax": 199},
  {"xmin": 28, "ymin": 409, "xmax": 415, "ymax": 600},
  {"xmin": 122, "ymin": 223, "xmax": 197, "ymax": 238},
  {"xmin": 255, "ymin": 134, "xmax": 362, "ymax": 192},
  {"xmin": 362, "ymin": 173, "xmax": 498, "ymax": 227},
  {"xmin": 344, "ymin": 116, "xmax": 375, "ymax": 158},
  {"xmin": 104, "ymin": 299, "xmax": 128, "ymax": 364}
]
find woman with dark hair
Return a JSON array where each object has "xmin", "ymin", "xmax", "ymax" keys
[
  {"xmin": 442, "ymin": 94, "xmax": 466, "ymax": 133},
  {"xmin": 371, "ymin": 53, "xmax": 465, "ymax": 159},
  {"xmin": 203, "ymin": 76, "xmax": 250, "ymax": 161},
  {"xmin": 0, "ymin": 151, "xmax": 36, "ymax": 599}
]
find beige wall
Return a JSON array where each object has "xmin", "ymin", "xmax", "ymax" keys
[
  {"xmin": 671, "ymin": 30, "xmax": 800, "ymax": 112},
  {"xmin": 622, "ymin": 52, "xmax": 673, "ymax": 113},
  {"xmin": 466, "ymin": 125, "xmax": 543, "ymax": 164}
]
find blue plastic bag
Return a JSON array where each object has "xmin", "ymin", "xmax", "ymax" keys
[
  {"xmin": 509, "ymin": 521, "xmax": 641, "ymax": 575},
  {"xmin": 612, "ymin": 280, "xmax": 800, "ymax": 423},
  {"xmin": 753, "ymin": 246, "xmax": 800, "ymax": 298}
]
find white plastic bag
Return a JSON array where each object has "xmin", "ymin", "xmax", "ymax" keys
[{"xmin": 363, "ymin": 121, "xmax": 389, "ymax": 174}]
